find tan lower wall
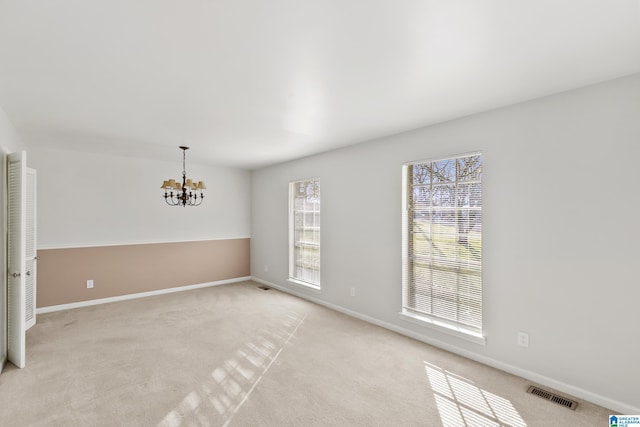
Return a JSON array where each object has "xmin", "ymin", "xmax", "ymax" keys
[{"xmin": 36, "ymin": 238, "xmax": 250, "ymax": 308}]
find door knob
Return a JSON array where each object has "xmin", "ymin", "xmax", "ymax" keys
[
  {"xmin": 26, "ymin": 271, "xmax": 31, "ymax": 276},
  {"xmin": 11, "ymin": 272, "xmax": 20, "ymax": 278}
]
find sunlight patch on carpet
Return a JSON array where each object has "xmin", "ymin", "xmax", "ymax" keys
[
  {"xmin": 425, "ymin": 362, "xmax": 527, "ymax": 427},
  {"xmin": 157, "ymin": 310, "xmax": 308, "ymax": 427}
]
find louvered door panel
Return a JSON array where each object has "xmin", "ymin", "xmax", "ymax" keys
[
  {"xmin": 25, "ymin": 169, "xmax": 36, "ymax": 330},
  {"xmin": 7, "ymin": 151, "xmax": 26, "ymax": 368}
]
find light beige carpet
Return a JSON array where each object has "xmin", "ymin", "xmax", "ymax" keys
[{"xmin": 0, "ymin": 281, "xmax": 612, "ymax": 426}]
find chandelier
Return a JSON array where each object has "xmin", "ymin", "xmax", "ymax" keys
[{"xmin": 161, "ymin": 146, "xmax": 206, "ymax": 207}]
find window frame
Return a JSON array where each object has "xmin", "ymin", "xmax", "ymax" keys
[
  {"xmin": 288, "ymin": 178, "xmax": 321, "ymax": 290},
  {"xmin": 400, "ymin": 153, "xmax": 485, "ymax": 344}
]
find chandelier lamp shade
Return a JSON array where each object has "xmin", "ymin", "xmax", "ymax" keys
[{"xmin": 161, "ymin": 146, "xmax": 206, "ymax": 207}]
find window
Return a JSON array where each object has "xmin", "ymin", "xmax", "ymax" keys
[
  {"xmin": 289, "ymin": 178, "xmax": 320, "ymax": 288},
  {"xmin": 402, "ymin": 153, "xmax": 483, "ymax": 340}
]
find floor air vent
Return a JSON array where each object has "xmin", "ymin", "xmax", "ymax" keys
[
  {"xmin": 258, "ymin": 286, "xmax": 270, "ymax": 290},
  {"xmin": 526, "ymin": 386, "xmax": 578, "ymax": 410}
]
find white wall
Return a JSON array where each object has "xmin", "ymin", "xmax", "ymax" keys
[
  {"xmin": 251, "ymin": 73, "xmax": 640, "ymax": 413},
  {"xmin": 0, "ymin": 106, "xmax": 22, "ymax": 154},
  {"xmin": 0, "ymin": 104, "xmax": 24, "ymax": 371},
  {"xmin": 29, "ymin": 149, "xmax": 250, "ymax": 248}
]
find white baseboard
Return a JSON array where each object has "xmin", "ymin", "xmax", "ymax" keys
[
  {"xmin": 251, "ymin": 276, "xmax": 639, "ymax": 415},
  {"xmin": 36, "ymin": 276, "xmax": 251, "ymax": 314}
]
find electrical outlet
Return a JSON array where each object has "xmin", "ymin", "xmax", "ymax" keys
[
  {"xmin": 350, "ymin": 287, "xmax": 356, "ymax": 297},
  {"xmin": 87, "ymin": 279, "xmax": 94, "ymax": 289},
  {"xmin": 517, "ymin": 331, "xmax": 529, "ymax": 348}
]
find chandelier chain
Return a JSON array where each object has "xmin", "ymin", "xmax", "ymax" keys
[{"xmin": 182, "ymin": 148, "xmax": 186, "ymax": 176}]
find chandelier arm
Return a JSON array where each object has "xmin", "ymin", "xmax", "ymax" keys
[{"xmin": 165, "ymin": 191, "xmax": 178, "ymax": 206}]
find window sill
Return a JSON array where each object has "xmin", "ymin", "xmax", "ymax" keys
[
  {"xmin": 287, "ymin": 278, "xmax": 321, "ymax": 293},
  {"xmin": 398, "ymin": 311, "xmax": 486, "ymax": 346}
]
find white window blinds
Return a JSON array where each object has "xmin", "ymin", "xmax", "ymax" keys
[
  {"xmin": 289, "ymin": 178, "xmax": 320, "ymax": 288},
  {"xmin": 403, "ymin": 154, "xmax": 482, "ymax": 335}
]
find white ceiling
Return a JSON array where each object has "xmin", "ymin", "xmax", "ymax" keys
[{"xmin": 1, "ymin": 1, "xmax": 639, "ymax": 169}]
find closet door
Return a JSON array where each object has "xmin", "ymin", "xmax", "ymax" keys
[{"xmin": 7, "ymin": 151, "xmax": 27, "ymax": 368}]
